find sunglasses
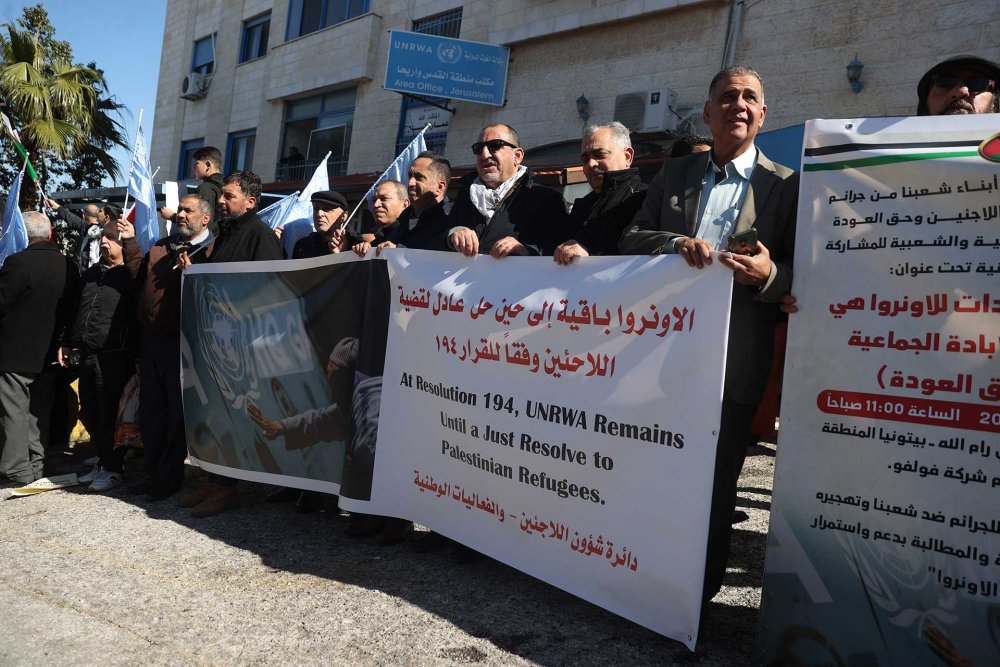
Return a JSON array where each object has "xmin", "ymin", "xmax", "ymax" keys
[
  {"xmin": 471, "ymin": 139, "xmax": 517, "ymax": 155},
  {"xmin": 931, "ymin": 73, "xmax": 994, "ymax": 94}
]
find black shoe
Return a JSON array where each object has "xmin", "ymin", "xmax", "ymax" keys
[
  {"xmin": 409, "ymin": 531, "xmax": 453, "ymax": 553},
  {"xmin": 295, "ymin": 491, "xmax": 324, "ymax": 514},
  {"xmin": 450, "ymin": 543, "xmax": 481, "ymax": 564},
  {"xmin": 128, "ymin": 479, "xmax": 155, "ymax": 496},
  {"xmin": 145, "ymin": 483, "xmax": 182, "ymax": 501},
  {"xmin": 344, "ymin": 515, "xmax": 386, "ymax": 537},
  {"xmin": 266, "ymin": 486, "xmax": 299, "ymax": 503}
]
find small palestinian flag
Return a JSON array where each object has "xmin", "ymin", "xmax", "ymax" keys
[{"xmin": 980, "ymin": 132, "xmax": 1000, "ymax": 163}]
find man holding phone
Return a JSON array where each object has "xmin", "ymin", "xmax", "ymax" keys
[{"xmin": 620, "ymin": 66, "xmax": 798, "ymax": 605}]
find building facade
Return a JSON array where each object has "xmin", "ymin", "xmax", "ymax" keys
[{"xmin": 149, "ymin": 0, "xmax": 1000, "ymax": 189}]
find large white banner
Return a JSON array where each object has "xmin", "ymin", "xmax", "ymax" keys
[
  {"xmin": 760, "ymin": 116, "xmax": 1000, "ymax": 665},
  {"xmin": 345, "ymin": 250, "xmax": 733, "ymax": 648}
]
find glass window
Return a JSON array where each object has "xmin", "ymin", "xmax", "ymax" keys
[
  {"xmin": 279, "ymin": 88, "xmax": 356, "ymax": 180},
  {"xmin": 285, "ymin": 0, "xmax": 369, "ymax": 40},
  {"xmin": 178, "ymin": 138, "xmax": 205, "ymax": 180},
  {"xmin": 226, "ymin": 130, "xmax": 256, "ymax": 173},
  {"xmin": 191, "ymin": 36, "xmax": 215, "ymax": 75},
  {"xmin": 239, "ymin": 13, "xmax": 270, "ymax": 63}
]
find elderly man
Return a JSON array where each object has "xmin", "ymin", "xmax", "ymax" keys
[
  {"xmin": 0, "ymin": 212, "xmax": 79, "ymax": 485},
  {"xmin": 292, "ymin": 190, "xmax": 352, "ymax": 258},
  {"xmin": 363, "ymin": 181, "xmax": 410, "ymax": 245},
  {"xmin": 448, "ymin": 124, "xmax": 570, "ymax": 257},
  {"xmin": 354, "ymin": 153, "xmax": 450, "ymax": 256},
  {"xmin": 917, "ymin": 55, "xmax": 999, "ymax": 116},
  {"xmin": 124, "ymin": 194, "xmax": 214, "ymax": 501},
  {"xmin": 621, "ymin": 66, "xmax": 798, "ymax": 603},
  {"xmin": 62, "ymin": 219, "xmax": 139, "ymax": 492},
  {"xmin": 554, "ymin": 121, "xmax": 646, "ymax": 264}
]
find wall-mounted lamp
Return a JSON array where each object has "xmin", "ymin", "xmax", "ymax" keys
[
  {"xmin": 846, "ymin": 54, "xmax": 864, "ymax": 93},
  {"xmin": 576, "ymin": 94, "xmax": 590, "ymax": 122}
]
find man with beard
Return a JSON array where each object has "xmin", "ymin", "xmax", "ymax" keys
[
  {"xmin": 124, "ymin": 194, "xmax": 214, "ymax": 500},
  {"xmin": 554, "ymin": 122, "xmax": 646, "ymax": 264},
  {"xmin": 292, "ymin": 190, "xmax": 352, "ymax": 258},
  {"xmin": 917, "ymin": 55, "xmax": 999, "ymax": 116},
  {"xmin": 62, "ymin": 219, "xmax": 139, "ymax": 492},
  {"xmin": 178, "ymin": 171, "xmax": 284, "ymax": 517},
  {"xmin": 448, "ymin": 124, "xmax": 570, "ymax": 257}
]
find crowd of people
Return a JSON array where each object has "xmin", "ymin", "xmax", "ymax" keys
[{"xmin": 0, "ymin": 55, "xmax": 995, "ymax": 605}]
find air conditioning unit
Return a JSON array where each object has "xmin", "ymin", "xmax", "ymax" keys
[
  {"xmin": 180, "ymin": 72, "xmax": 210, "ymax": 100},
  {"xmin": 613, "ymin": 88, "xmax": 678, "ymax": 132}
]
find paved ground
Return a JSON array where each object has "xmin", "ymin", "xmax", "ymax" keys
[{"xmin": 0, "ymin": 441, "xmax": 776, "ymax": 666}]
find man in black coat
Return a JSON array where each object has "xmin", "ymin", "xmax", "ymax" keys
[
  {"xmin": 448, "ymin": 124, "xmax": 570, "ymax": 258},
  {"xmin": 159, "ymin": 146, "xmax": 225, "ymax": 236},
  {"xmin": 553, "ymin": 122, "xmax": 646, "ymax": 264},
  {"xmin": 292, "ymin": 190, "xmax": 352, "ymax": 259},
  {"xmin": 0, "ymin": 211, "xmax": 79, "ymax": 484}
]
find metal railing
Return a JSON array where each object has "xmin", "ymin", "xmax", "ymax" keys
[{"xmin": 274, "ymin": 156, "xmax": 348, "ymax": 182}]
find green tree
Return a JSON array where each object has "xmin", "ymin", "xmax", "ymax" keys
[{"xmin": 0, "ymin": 5, "xmax": 127, "ymax": 207}]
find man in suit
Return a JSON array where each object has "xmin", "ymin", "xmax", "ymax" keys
[
  {"xmin": 0, "ymin": 211, "xmax": 79, "ymax": 484},
  {"xmin": 620, "ymin": 65, "xmax": 798, "ymax": 603}
]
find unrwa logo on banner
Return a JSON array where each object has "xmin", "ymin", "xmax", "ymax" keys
[
  {"xmin": 437, "ymin": 42, "xmax": 461, "ymax": 64},
  {"xmin": 249, "ymin": 300, "xmax": 314, "ymax": 378},
  {"xmin": 979, "ymin": 132, "xmax": 1000, "ymax": 162},
  {"xmin": 197, "ymin": 281, "xmax": 260, "ymax": 410}
]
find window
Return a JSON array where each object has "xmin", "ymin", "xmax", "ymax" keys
[
  {"xmin": 240, "ymin": 13, "xmax": 270, "ymax": 63},
  {"xmin": 226, "ymin": 130, "xmax": 256, "ymax": 173},
  {"xmin": 191, "ymin": 35, "xmax": 215, "ymax": 75},
  {"xmin": 395, "ymin": 9, "xmax": 463, "ymax": 153},
  {"xmin": 279, "ymin": 88, "xmax": 356, "ymax": 180},
  {"xmin": 178, "ymin": 138, "xmax": 205, "ymax": 180},
  {"xmin": 285, "ymin": 0, "xmax": 369, "ymax": 40}
]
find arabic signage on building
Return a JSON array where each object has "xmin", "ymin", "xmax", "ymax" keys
[{"xmin": 384, "ymin": 30, "xmax": 509, "ymax": 107}]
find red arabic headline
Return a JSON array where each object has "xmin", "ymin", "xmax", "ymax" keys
[
  {"xmin": 829, "ymin": 292, "xmax": 1000, "ymax": 318},
  {"xmin": 846, "ymin": 329, "xmax": 997, "ymax": 358},
  {"xmin": 435, "ymin": 336, "xmax": 615, "ymax": 379},
  {"xmin": 397, "ymin": 285, "xmax": 696, "ymax": 337},
  {"xmin": 413, "ymin": 470, "xmax": 638, "ymax": 573},
  {"xmin": 875, "ymin": 365, "xmax": 1000, "ymax": 402},
  {"xmin": 818, "ymin": 390, "xmax": 1000, "ymax": 433}
]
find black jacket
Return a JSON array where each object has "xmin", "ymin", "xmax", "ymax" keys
[
  {"xmin": 448, "ymin": 169, "xmax": 571, "ymax": 255},
  {"xmin": 386, "ymin": 201, "xmax": 449, "ymax": 251},
  {"xmin": 209, "ymin": 210, "xmax": 284, "ymax": 263},
  {"xmin": 66, "ymin": 261, "xmax": 139, "ymax": 356},
  {"xmin": 0, "ymin": 241, "xmax": 79, "ymax": 374},
  {"xmin": 54, "ymin": 206, "xmax": 102, "ymax": 272},
  {"xmin": 196, "ymin": 172, "xmax": 224, "ymax": 236},
  {"xmin": 568, "ymin": 168, "xmax": 647, "ymax": 256}
]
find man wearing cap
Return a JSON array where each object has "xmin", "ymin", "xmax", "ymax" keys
[
  {"xmin": 293, "ymin": 190, "xmax": 352, "ymax": 258},
  {"xmin": 917, "ymin": 55, "xmax": 999, "ymax": 116}
]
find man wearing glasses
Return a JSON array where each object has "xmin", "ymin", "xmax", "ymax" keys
[
  {"xmin": 917, "ymin": 55, "xmax": 998, "ymax": 116},
  {"xmin": 447, "ymin": 124, "xmax": 570, "ymax": 257}
]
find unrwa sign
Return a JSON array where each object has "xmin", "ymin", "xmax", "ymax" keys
[{"xmin": 384, "ymin": 30, "xmax": 509, "ymax": 107}]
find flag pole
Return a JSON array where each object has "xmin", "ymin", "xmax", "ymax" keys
[{"xmin": 123, "ymin": 108, "xmax": 144, "ymax": 213}]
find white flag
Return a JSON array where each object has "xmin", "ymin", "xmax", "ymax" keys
[
  {"xmin": 362, "ymin": 124, "xmax": 430, "ymax": 206},
  {"xmin": 127, "ymin": 124, "xmax": 159, "ymax": 253}
]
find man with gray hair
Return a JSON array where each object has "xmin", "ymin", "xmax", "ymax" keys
[
  {"xmin": 554, "ymin": 121, "xmax": 646, "ymax": 264},
  {"xmin": 0, "ymin": 211, "xmax": 79, "ymax": 484}
]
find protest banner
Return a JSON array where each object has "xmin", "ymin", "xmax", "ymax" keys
[
  {"xmin": 182, "ymin": 250, "xmax": 734, "ymax": 648},
  {"xmin": 759, "ymin": 116, "xmax": 1000, "ymax": 666}
]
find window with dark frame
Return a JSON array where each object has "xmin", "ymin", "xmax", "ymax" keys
[
  {"xmin": 285, "ymin": 0, "xmax": 370, "ymax": 40},
  {"xmin": 178, "ymin": 138, "xmax": 205, "ymax": 180},
  {"xmin": 226, "ymin": 130, "xmax": 257, "ymax": 173},
  {"xmin": 191, "ymin": 35, "xmax": 215, "ymax": 75},
  {"xmin": 278, "ymin": 88, "xmax": 357, "ymax": 180},
  {"xmin": 239, "ymin": 13, "xmax": 270, "ymax": 63}
]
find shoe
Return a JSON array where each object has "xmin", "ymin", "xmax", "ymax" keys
[
  {"xmin": 377, "ymin": 519, "xmax": 413, "ymax": 546},
  {"xmin": 89, "ymin": 469, "xmax": 123, "ymax": 492},
  {"xmin": 145, "ymin": 483, "xmax": 182, "ymax": 501},
  {"xmin": 409, "ymin": 531, "xmax": 453, "ymax": 553},
  {"xmin": 732, "ymin": 510, "xmax": 749, "ymax": 524},
  {"xmin": 179, "ymin": 483, "xmax": 216, "ymax": 508},
  {"xmin": 10, "ymin": 474, "xmax": 80, "ymax": 496},
  {"xmin": 295, "ymin": 491, "xmax": 324, "ymax": 514},
  {"xmin": 190, "ymin": 487, "xmax": 240, "ymax": 518},
  {"xmin": 265, "ymin": 486, "xmax": 299, "ymax": 503},
  {"xmin": 78, "ymin": 465, "xmax": 101, "ymax": 484},
  {"xmin": 84, "ymin": 455, "xmax": 99, "ymax": 465},
  {"xmin": 344, "ymin": 515, "xmax": 385, "ymax": 537},
  {"xmin": 128, "ymin": 478, "xmax": 155, "ymax": 496}
]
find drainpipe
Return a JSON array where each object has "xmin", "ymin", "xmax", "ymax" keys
[{"xmin": 721, "ymin": 0, "xmax": 745, "ymax": 69}]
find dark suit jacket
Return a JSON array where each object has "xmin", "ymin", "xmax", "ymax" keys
[
  {"xmin": 0, "ymin": 241, "xmax": 80, "ymax": 374},
  {"xmin": 620, "ymin": 148, "xmax": 798, "ymax": 405}
]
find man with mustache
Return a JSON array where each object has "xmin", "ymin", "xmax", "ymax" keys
[
  {"xmin": 917, "ymin": 55, "xmax": 998, "ymax": 116},
  {"xmin": 554, "ymin": 121, "xmax": 646, "ymax": 264},
  {"xmin": 447, "ymin": 124, "xmax": 570, "ymax": 258}
]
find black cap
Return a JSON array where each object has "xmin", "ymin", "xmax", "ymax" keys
[
  {"xmin": 916, "ymin": 55, "xmax": 1000, "ymax": 115},
  {"xmin": 310, "ymin": 190, "xmax": 348, "ymax": 209}
]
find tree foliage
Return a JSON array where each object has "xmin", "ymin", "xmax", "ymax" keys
[{"xmin": 0, "ymin": 4, "xmax": 127, "ymax": 207}]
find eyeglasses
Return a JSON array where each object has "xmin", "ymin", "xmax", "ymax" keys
[
  {"xmin": 931, "ymin": 73, "xmax": 995, "ymax": 94},
  {"xmin": 471, "ymin": 139, "xmax": 517, "ymax": 155}
]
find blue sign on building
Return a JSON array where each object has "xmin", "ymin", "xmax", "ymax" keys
[{"xmin": 384, "ymin": 30, "xmax": 509, "ymax": 107}]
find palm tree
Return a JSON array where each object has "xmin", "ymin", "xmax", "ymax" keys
[{"xmin": 0, "ymin": 22, "xmax": 127, "ymax": 207}]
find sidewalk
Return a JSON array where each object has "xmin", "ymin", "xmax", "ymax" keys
[{"xmin": 0, "ymin": 441, "xmax": 775, "ymax": 666}]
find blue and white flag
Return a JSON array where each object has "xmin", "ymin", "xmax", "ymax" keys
[
  {"xmin": 274, "ymin": 154, "xmax": 331, "ymax": 257},
  {"xmin": 258, "ymin": 191, "xmax": 301, "ymax": 230},
  {"xmin": 0, "ymin": 162, "xmax": 28, "ymax": 268},
  {"xmin": 362, "ymin": 124, "xmax": 429, "ymax": 207},
  {"xmin": 127, "ymin": 124, "xmax": 159, "ymax": 254}
]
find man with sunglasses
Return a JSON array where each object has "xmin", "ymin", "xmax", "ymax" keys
[
  {"xmin": 447, "ymin": 124, "xmax": 570, "ymax": 257},
  {"xmin": 917, "ymin": 55, "xmax": 999, "ymax": 116}
]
